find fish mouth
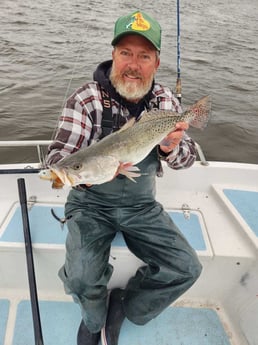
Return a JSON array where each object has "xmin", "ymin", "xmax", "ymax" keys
[
  {"xmin": 39, "ymin": 169, "xmax": 55, "ymax": 180},
  {"xmin": 65, "ymin": 173, "xmax": 77, "ymax": 186},
  {"xmin": 51, "ymin": 167, "xmax": 78, "ymax": 187}
]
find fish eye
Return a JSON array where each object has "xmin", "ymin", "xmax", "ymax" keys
[{"xmin": 72, "ymin": 163, "xmax": 82, "ymax": 171}]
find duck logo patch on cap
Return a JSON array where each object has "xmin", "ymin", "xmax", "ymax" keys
[
  {"xmin": 112, "ymin": 10, "xmax": 162, "ymax": 51},
  {"xmin": 126, "ymin": 12, "xmax": 151, "ymax": 31}
]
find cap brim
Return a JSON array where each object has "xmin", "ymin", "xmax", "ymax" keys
[{"xmin": 111, "ymin": 32, "xmax": 160, "ymax": 51}]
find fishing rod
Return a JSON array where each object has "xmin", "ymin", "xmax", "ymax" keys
[
  {"xmin": 17, "ymin": 178, "xmax": 44, "ymax": 345},
  {"xmin": 175, "ymin": 0, "xmax": 182, "ymax": 104}
]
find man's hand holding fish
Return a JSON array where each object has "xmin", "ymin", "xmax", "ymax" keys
[{"xmin": 159, "ymin": 121, "xmax": 189, "ymax": 153}]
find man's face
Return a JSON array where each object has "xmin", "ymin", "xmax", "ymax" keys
[{"xmin": 110, "ymin": 34, "xmax": 160, "ymax": 103}]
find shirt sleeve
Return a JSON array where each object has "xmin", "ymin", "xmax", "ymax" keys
[
  {"xmin": 163, "ymin": 133, "xmax": 197, "ymax": 169},
  {"xmin": 46, "ymin": 94, "xmax": 93, "ymax": 165},
  {"xmin": 157, "ymin": 88, "xmax": 197, "ymax": 170}
]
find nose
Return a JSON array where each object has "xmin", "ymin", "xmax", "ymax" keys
[{"xmin": 127, "ymin": 54, "xmax": 140, "ymax": 69}]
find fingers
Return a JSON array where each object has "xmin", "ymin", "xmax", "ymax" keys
[
  {"xmin": 159, "ymin": 137, "xmax": 181, "ymax": 153},
  {"xmin": 159, "ymin": 122, "xmax": 188, "ymax": 153},
  {"xmin": 175, "ymin": 122, "xmax": 189, "ymax": 131}
]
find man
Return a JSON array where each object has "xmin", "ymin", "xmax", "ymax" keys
[{"xmin": 47, "ymin": 10, "xmax": 202, "ymax": 345}]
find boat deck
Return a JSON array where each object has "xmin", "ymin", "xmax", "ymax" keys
[
  {"xmin": 0, "ymin": 299, "xmax": 231, "ymax": 345},
  {"xmin": 0, "ymin": 204, "xmax": 230, "ymax": 345},
  {"xmin": 0, "ymin": 162, "xmax": 258, "ymax": 345}
]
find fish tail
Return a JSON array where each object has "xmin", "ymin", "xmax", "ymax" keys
[{"xmin": 188, "ymin": 95, "xmax": 211, "ymax": 129}]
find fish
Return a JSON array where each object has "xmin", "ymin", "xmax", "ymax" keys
[{"xmin": 39, "ymin": 95, "xmax": 211, "ymax": 188}]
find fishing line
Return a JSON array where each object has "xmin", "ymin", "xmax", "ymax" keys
[
  {"xmin": 50, "ymin": 6, "xmax": 93, "ymax": 142},
  {"xmin": 58, "ymin": 23, "xmax": 91, "ymax": 111},
  {"xmin": 50, "ymin": 36, "xmax": 87, "ymax": 142}
]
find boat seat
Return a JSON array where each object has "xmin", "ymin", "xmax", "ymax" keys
[
  {"xmin": 212, "ymin": 186, "xmax": 258, "ymax": 249},
  {"xmin": 0, "ymin": 203, "xmax": 212, "ymax": 291},
  {"xmin": 0, "ymin": 204, "xmax": 210, "ymax": 253}
]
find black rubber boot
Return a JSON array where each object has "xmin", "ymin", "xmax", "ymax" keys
[
  {"xmin": 77, "ymin": 320, "xmax": 100, "ymax": 345},
  {"xmin": 101, "ymin": 288, "xmax": 126, "ymax": 345}
]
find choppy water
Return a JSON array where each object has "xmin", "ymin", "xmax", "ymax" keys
[{"xmin": 0, "ymin": 0, "xmax": 258, "ymax": 163}]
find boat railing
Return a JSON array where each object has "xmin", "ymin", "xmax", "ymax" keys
[
  {"xmin": 0, "ymin": 140, "xmax": 52, "ymax": 173},
  {"xmin": 0, "ymin": 140, "xmax": 209, "ymax": 170},
  {"xmin": 195, "ymin": 142, "xmax": 209, "ymax": 166}
]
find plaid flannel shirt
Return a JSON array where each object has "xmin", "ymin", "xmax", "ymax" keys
[{"xmin": 46, "ymin": 81, "xmax": 196, "ymax": 170}]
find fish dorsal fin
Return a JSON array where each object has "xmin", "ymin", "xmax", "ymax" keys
[
  {"xmin": 137, "ymin": 109, "xmax": 178, "ymax": 123},
  {"xmin": 118, "ymin": 117, "xmax": 136, "ymax": 132},
  {"xmin": 137, "ymin": 110, "xmax": 154, "ymax": 123}
]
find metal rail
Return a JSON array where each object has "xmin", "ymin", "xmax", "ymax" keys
[
  {"xmin": 0, "ymin": 140, "xmax": 52, "ymax": 168},
  {"xmin": 195, "ymin": 142, "xmax": 209, "ymax": 166},
  {"xmin": 0, "ymin": 140, "xmax": 209, "ymax": 167},
  {"xmin": 0, "ymin": 140, "xmax": 52, "ymax": 147}
]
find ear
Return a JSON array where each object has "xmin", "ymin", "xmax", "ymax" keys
[{"xmin": 155, "ymin": 56, "xmax": 160, "ymax": 72}]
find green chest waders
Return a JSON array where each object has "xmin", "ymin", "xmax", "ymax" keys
[{"xmin": 59, "ymin": 147, "xmax": 202, "ymax": 332}]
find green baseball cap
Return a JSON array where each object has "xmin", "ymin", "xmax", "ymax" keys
[{"xmin": 111, "ymin": 10, "xmax": 162, "ymax": 51}]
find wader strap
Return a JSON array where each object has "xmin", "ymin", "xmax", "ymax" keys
[
  {"xmin": 99, "ymin": 86, "xmax": 161, "ymax": 139},
  {"xmin": 100, "ymin": 88, "xmax": 113, "ymax": 138}
]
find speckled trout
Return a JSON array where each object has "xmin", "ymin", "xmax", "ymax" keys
[{"xmin": 40, "ymin": 95, "xmax": 211, "ymax": 188}]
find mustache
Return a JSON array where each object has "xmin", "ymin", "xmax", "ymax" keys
[{"xmin": 123, "ymin": 68, "xmax": 142, "ymax": 79}]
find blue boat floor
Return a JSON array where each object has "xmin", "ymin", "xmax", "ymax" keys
[
  {"xmin": 1, "ymin": 299, "xmax": 231, "ymax": 345},
  {"xmin": 0, "ymin": 300, "xmax": 9, "ymax": 345}
]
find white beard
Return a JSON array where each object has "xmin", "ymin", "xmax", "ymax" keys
[{"xmin": 110, "ymin": 66, "xmax": 154, "ymax": 101}]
